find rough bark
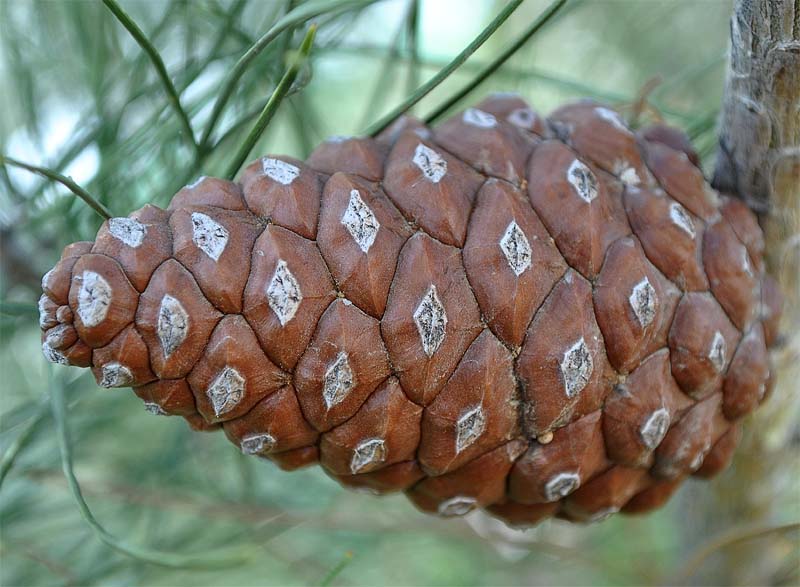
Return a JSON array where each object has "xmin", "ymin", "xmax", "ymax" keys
[{"xmin": 710, "ymin": 2, "xmax": 799, "ymax": 584}]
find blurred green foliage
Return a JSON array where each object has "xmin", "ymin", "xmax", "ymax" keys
[{"xmin": 1, "ymin": 1, "xmax": 798, "ymax": 586}]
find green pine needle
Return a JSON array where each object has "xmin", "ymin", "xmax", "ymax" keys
[
  {"xmin": 48, "ymin": 370, "xmax": 258, "ymax": 570},
  {"xmin": 102, "ymin": 0, "xmax": 198, "ymax": 153},
  {"xmin": 424, "ymin": 0, "xmax": 573, "ymax": 123},
  {"xmin": 0, "ymin": 155, "xmax": 112, "ymax": 219},
  {"xmin": 224, "ymin": 24, "xmax": 318, "ymax": 180},
  {"xmin": 363, "ymin": 0, "xmax": 526, "ymax": 136},
  {"xmin": 200, "ymin": 0, "xmax": 378, "ymax": 150}
]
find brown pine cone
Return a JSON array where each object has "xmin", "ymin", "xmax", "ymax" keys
[{"xmin": 39, "ymin": 94, "xmax": 783, "ymax": 527}]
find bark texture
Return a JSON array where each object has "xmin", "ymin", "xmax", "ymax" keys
[{"xmin": 708, "ymin": 1, "xmax": 799, "ymax": 583}]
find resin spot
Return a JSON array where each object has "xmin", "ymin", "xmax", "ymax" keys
[
  {"xmin": 544, "ymin": 471, "xmax": 581, "ymax": 502},
  {"xmin": 76, "ymin": 271, "xmax": 112, "ymax": 327},
  {"xmin": 341, "ymin": 189, "xmax": 380, "ymax": 253},
  {"xmin": 266, "ymin": 260, "xmax": 302, "ymax": 326},
  {"xmin": 191, "ymin": 212, "xmax": 229, "ymax": 262},
  {"xmin": 207, "ymin": 365, "xmax": 245, "ymax": 417},
  {"xmin": 669, "ymin": 202, "xmax": 696, "ymax": 238},
  {"xmin": 41, "ymin": 341, "xmax": 68, "ymax": 365},
  {"xmin": 594, "ymin": 106, "xmax": 629, "ymax": 132},
  {"xmin": 157, "ymin": 294, "xmax": 189, "ymax": 357},
  {"xmin": 560, "ymin": 338, "xmax": 593, "ymax": 398},
  {"xmin": 99, "ymin": 362, "xmax": 133, "ymax": 388},
  {"xmin": 708, "ymin": 331, "xmax": 727, "ymax": 372},
  {"xmin": 507, "ymin": 107, "xmax": 536, "ymax": 128},
  {"xmin": 455, "ymin": 405, "xmax": 486, "ymax": 454},
  {"xmin": 629, "ymin": 277, "xmax": 657, "ymax": 328},
  {"xmin": 499, "ymin": 220, "xmax": 533, "ymax": 276},
  {"xmin": 462, "ymin": 108, "xmax": 497, "ymax": 128},
  {"xmin": 108, "ymin": 217, "xmax": 146, "ymax": 248},
  {"xmin": 144, "ymin": 402, "xmax": 168, "ymax": 416},
  {"xmin": 241, "ymin": 433, "xmax": 276, "ymax": 455},
  {"xmin": 414, "ymin": 285, "xmax": 447, "ymax": 357},
  {"xmin": 413, "ymin": 143, "xmax": 447, "ymax": 183},
  {"xmin": 640, "ymin": 407, "xmax": 670, "ymax": 450},
  {"xmin": 350, "ymin": 438, "xmax": 386, "ymax": 474},
  {"xmin": 437, "ymin": 496, "xmax": 477, "ymax": 517},
  {"xmin": 262, "ymin": 157, "xmax": 300, "ymax": 185},
  {"xmin": 323, "ymin": 351, "xmax": 355, "ymax": 408},
  {"xmin": 566, "ymin": 159, "xmax": 598, "ymax": 203}
]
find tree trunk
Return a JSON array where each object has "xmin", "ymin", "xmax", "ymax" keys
[{"xmin": 709, "ymin": 1, "xmax": 799, "ymax": 584}]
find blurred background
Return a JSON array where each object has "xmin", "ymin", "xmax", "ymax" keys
[{"xmin": 1, "ymin": 0, "xmax": 798, "ymax": 585}]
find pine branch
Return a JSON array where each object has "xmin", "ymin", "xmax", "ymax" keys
[{"xmin": 712, "ymin": 0, "xmax": 799, "ymax": 211}]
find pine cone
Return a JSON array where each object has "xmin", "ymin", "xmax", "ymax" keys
[{"xmin": 38, "ymin": 94, "xmax": 783, "ymax": 527}]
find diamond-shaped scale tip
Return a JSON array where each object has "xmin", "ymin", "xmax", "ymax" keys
[
  {"xmin": 629, "ymin": 277, "xmax": 657, "ymax": 328},
  {"xmin": 341, "ymin": 189, "xmax": 380, "ymax": 253},
  {"xmin": 267, "ymin": 260, "xmax": 303, "ymax": 326},
  {"xmin": 157, "ymin": 294, "xmax": 189, "ymax": 357},
  {"xmin": 207, "ymin": 365, "xmax": 246, "ymax": 417},
  {"xmin": 350, "ymin": 438, "xmax": 387, "ymax": 474},
  {"xmin": 414, "ymin": 285, "xmax": 448, "ymax": 357},
  {"xmin": 560, "ymin": 337, "xmax": 593, "ymax": 398},
  {"xmin": 499, "ymin": 220, "xmax": 532, "ymax": 276},
  {"xmin": 323, "ymin": 351, "xmax": 356, "ymax": 408}
]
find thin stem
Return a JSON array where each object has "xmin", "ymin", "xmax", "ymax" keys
[
  {"xmin": 1, "ymin": 155, "xmax": 112, "ymax": 219},
  {"xmin": 102, "ymin": 0, "xmax": 198, "ymax": 153},
  {"xmin": 47, "ymin": 371, "xmax": 255, "ymax": 569},
  {"xmin": 319, "ymin": 551, "xmax": 354, "ymax": 587},
  {"xmin": 200, "ymin": 0, "xmax": 375, "ymax": 149},
  {"xmin": 671, "ymin": 522, "xmax": 800, "ymax": 583},
  {"xmin": 363, "ymin": 0, "xmax": 527, "ymax": 137},
  {"xmin": 224, "ymin": 25, "xmax": 318, "ymax": 180},
  {"xmin": 424, "ymin": 0, "xmax": 571, "ymax": 124},
  {"xmin": 357, "ymin": 1, "xmax": 414, "ymax": 129},
  {"xmin": 405, "ymin": 0, "xmax": 421, "ymax": 98},
  {"xmin": 0, "ymin": 400, "xmax": 50, "ymax": 490}
]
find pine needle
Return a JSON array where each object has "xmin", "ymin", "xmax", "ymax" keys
[
  {"xmin": 48, "ymin": 370, "xmax": 258, "ymax": 570},
  {"xmin": 0, "ymin": 155, "xmax": 112, "ymax": 219},
  {"xmin": 224, "ymin": 24, "xmax": 318, "ymax": 180},
  {"xmin": 200, "ymin": 0, "xmax": 378, "ymax": 149},
  {"xmin": 318, "ymin": 551, "xmax": 354, "ymax": 587},
  {"xmin": 363, "ymin": 0, "xmax": 526, "ymax": 136},
  {"xmin": 102, "ymin": 0, "xmax": 198, "ymax": 153},
  {"xmin": 423, "ymin": 0, "xmax": 573, "ymax": 123}
]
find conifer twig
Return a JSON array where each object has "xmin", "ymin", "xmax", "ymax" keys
[
  {"xmin": 48, "ymin": 371, "xmax": 256, "ymax": 570},
  {"xmin": 363, "ymin": 0, "xmax": 527, "ymax": 136},
  {"xmin": 102, "ymin": 0, "xmax": 198, "ymax": 153},
  {"xmin": 319, "ymin": 551, "xmax": 354, "ymax": 586},
  {"xmin": 225, "ymin": 25, "xmax": 318, "ymax": 180},
  {"xmin": 424, "ymin": 0, "xmax": 572, "ymax": 124},
  {"xmin": 200, "ymin": 0, "xmax": 376, "ymax": 150},
  {"xmin": 671, "ymin": 522, "xmax": 800, "ymax": 583},
  {"xmin": 0, "ymin": 155, "xmax": 112, "ymax": 219}
]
